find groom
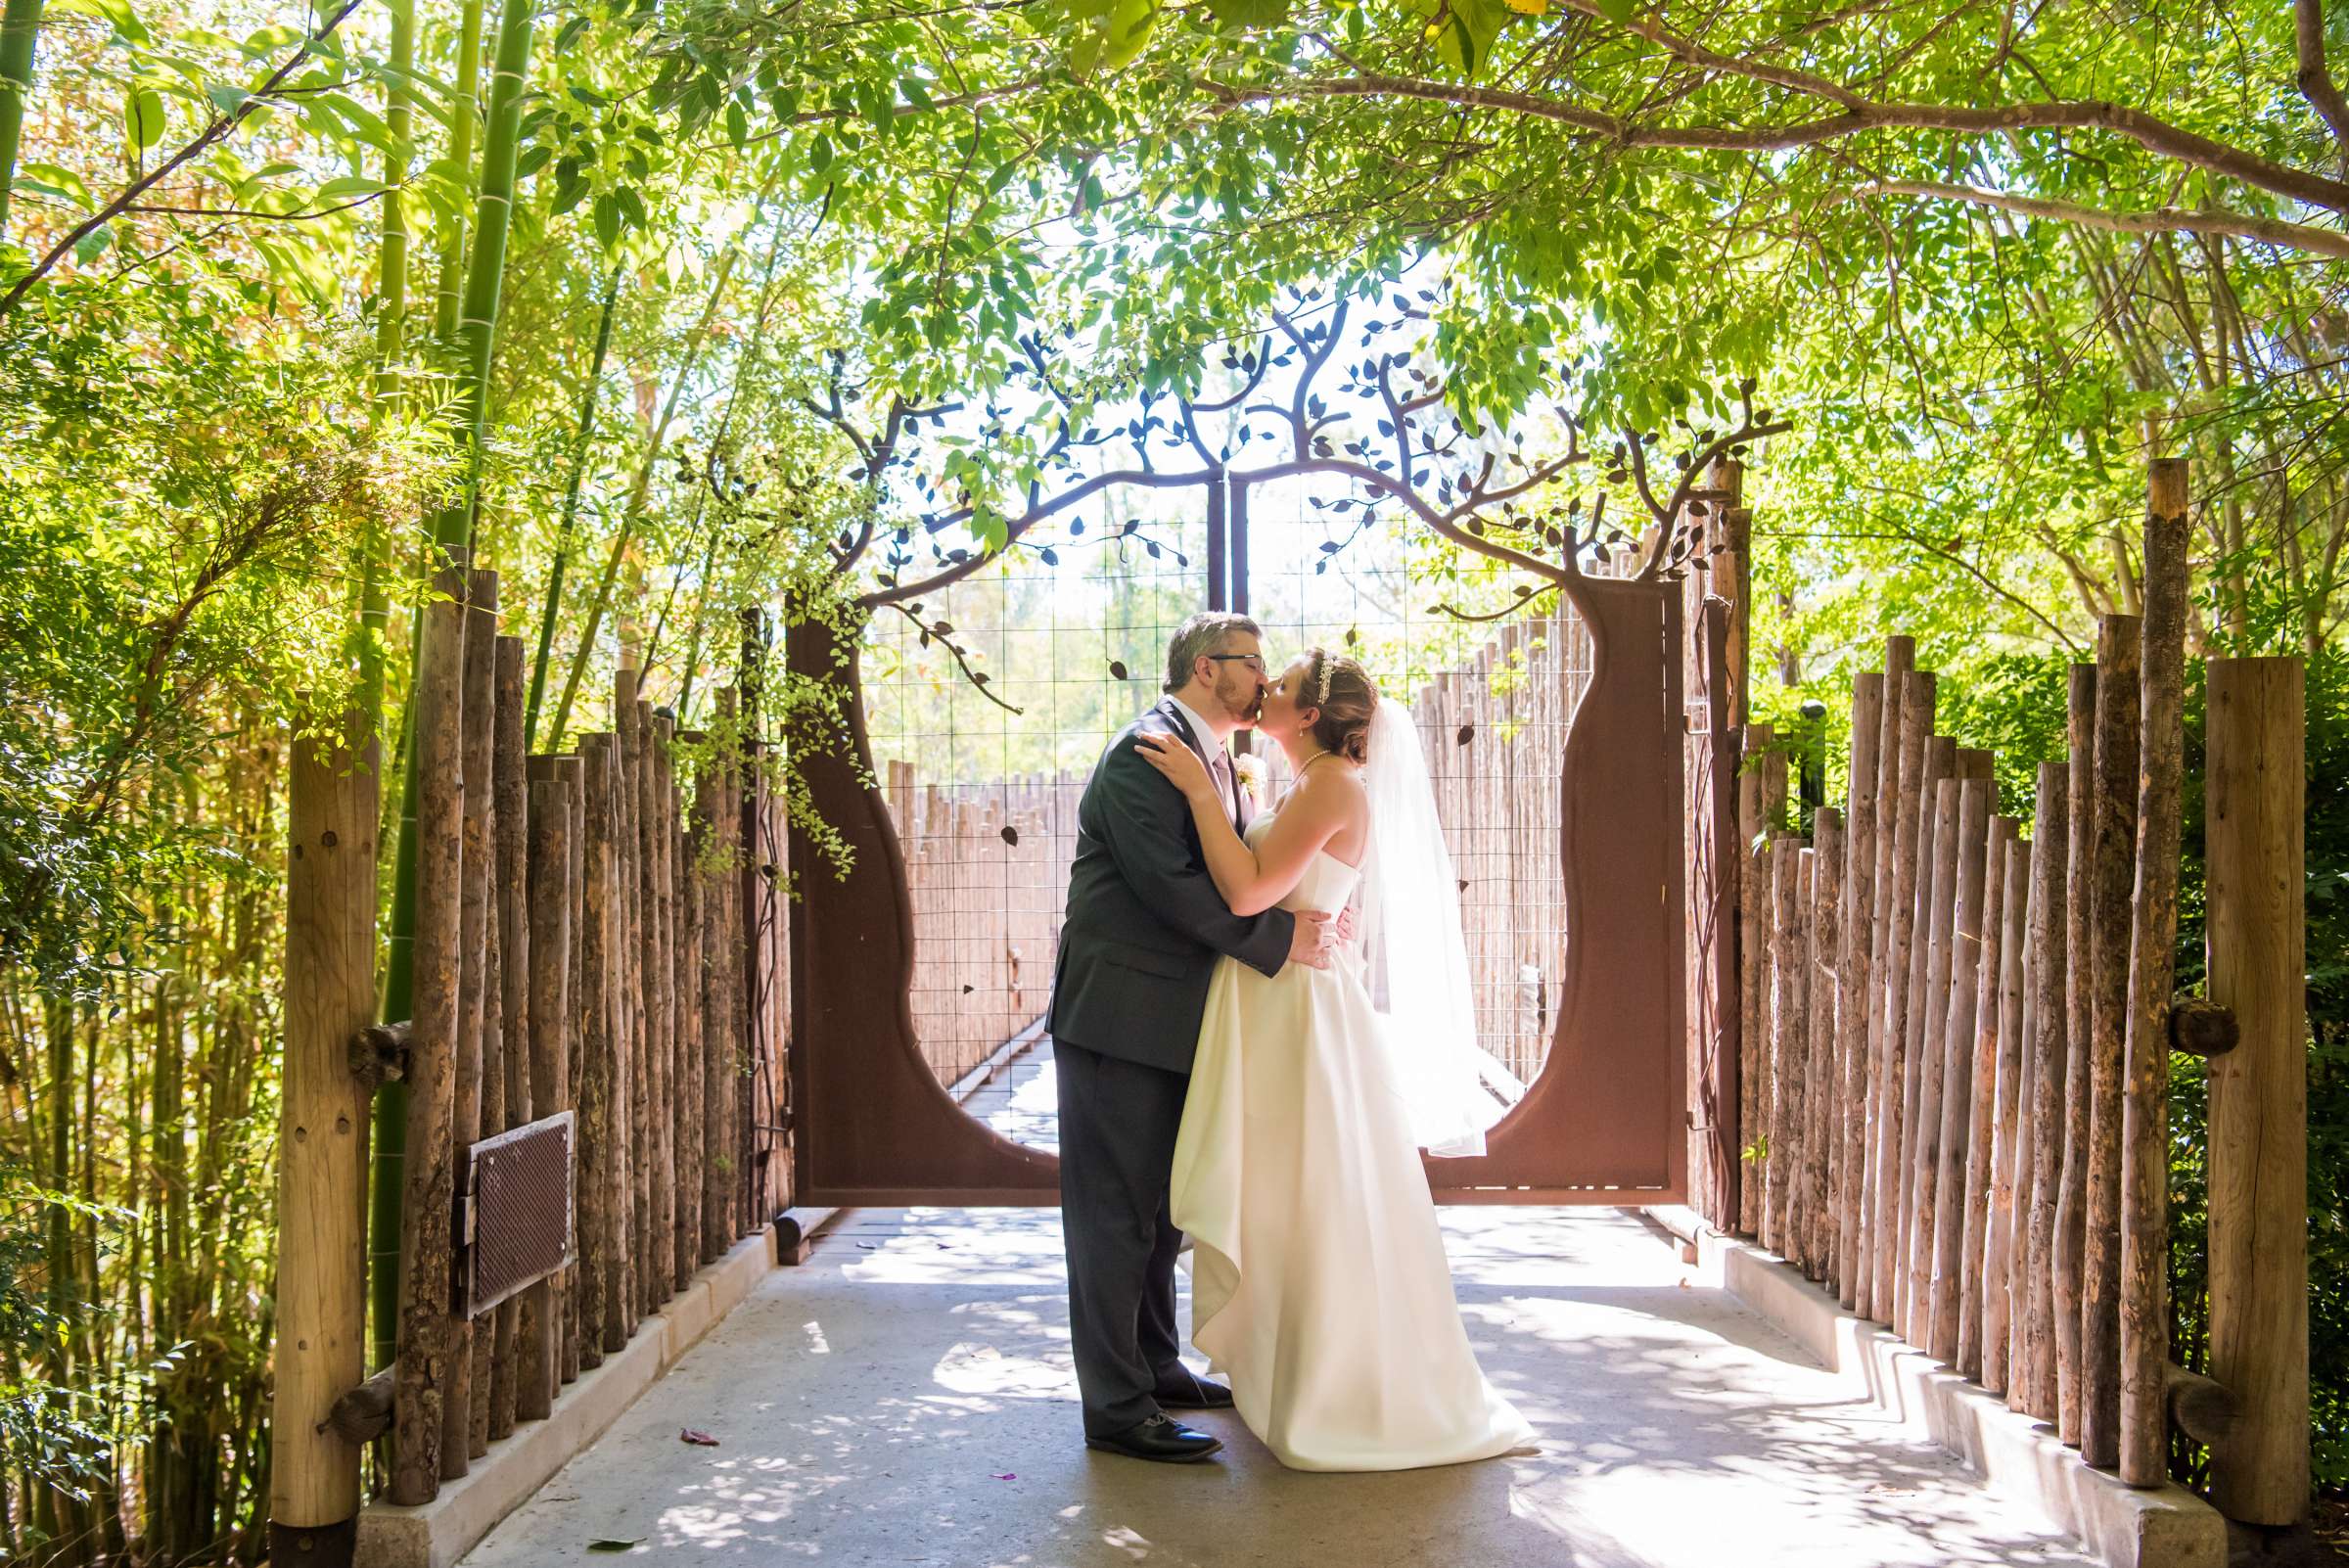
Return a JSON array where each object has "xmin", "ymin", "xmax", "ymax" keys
[{"xmin": 1048, "ymin": 611, "xmax": 1336, "ymax": 1463}]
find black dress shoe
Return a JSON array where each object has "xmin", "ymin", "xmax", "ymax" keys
[
  {"xmin": 1154, "ymin": 1374, "xmax": 1234, "ymax": 1410},
  {"xmin": 1085, "ymin": 1413, "xmax": 1224, "ymax": 1463}
]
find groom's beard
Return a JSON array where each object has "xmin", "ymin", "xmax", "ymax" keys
[{"xmin": 1213, "ymin": 670, "xmax": 1263, "ymax": 728}]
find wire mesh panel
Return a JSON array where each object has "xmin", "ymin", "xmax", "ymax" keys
[
  {"xmin": 1241, "ymin": 484, "xmax": 1598, "ymax": 1094},
  {"xmin": 861, "ymin": 511, "xmax": 1210, "ymax": 1124}
]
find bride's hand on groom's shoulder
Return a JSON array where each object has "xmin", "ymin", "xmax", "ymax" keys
[{"xmin": 1135, "ymin": 731, "xmax": 1216, "ymax": 804}]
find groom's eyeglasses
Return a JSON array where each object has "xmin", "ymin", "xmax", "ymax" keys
[{"xmin": 1206, "ymin": 654, "xmax": 1267, "ymax": 673}]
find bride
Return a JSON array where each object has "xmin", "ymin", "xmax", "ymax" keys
[{"xmin": 1134, "ymin": 647, "xmax": 1535, "ymax": 1472}]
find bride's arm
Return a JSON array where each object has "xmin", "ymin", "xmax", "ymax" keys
[{"xmin": 1134, "ymin": 736, "xmax": 1348, "ymax": 916}]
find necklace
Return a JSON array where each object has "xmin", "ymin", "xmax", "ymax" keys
[{"xmin": 1285, "ymin": 748, "xmax": 1334, "ymax": 797}]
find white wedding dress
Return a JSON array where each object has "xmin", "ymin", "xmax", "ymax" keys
[{"xmin": 1168, "ymin": 813, "xmax": 1536, "ymax": 1472}]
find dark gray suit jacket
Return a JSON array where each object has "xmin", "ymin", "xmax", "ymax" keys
[{"xmin": 1046, "ymin": 698, "xmax": 1295, "ymax": 1074}]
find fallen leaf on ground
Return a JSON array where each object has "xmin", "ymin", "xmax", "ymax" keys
[
  {"xmin": 681, "ymin": 1428, "xmax": 720, "ymax": 1447},
  {"xmin": 990, "ymin": 1472, "xmax": 1017, "ymax": 1481},
  {"xmin": 585, "ymin": 1540, "xmax": 641, "ymax": 1553}
]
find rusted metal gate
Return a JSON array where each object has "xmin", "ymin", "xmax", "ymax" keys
[{"xmin": 785, "ymin": 502, "xmax": 1686, "ymax": 1207}]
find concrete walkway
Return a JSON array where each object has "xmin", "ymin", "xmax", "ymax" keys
[{"xmin": 463, "ymin": 1191, "xmax": 2101, "ymax": 1568}]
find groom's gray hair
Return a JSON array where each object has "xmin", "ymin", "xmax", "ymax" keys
[{"xmin": 1163, "ymin": 611, "xmax": 1262, "ymax": 693}]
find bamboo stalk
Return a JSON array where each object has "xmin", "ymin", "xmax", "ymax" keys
[
  {"xmin": 2120, "ymin": 463, "xmax": 2188, "ymax": 1487},
  {"xmin": 1837, "ymin": 674, "xmax": 1884, "ymax": 1308},
  {"xmin": 2082, "ymin": 613, "xmax": 2142, "ymax": 1469},
  {"xmin": 1981, "ymin": 826, "xmax": 2029, "ymax": 1396},
  {"xmin": 2204, "ymin": 657, "xmax": 2310, "ymax": 1523},
  {"xmin": 390, "ymin": 596, "xmax": 465, "ymax": 1505},
  {"xmin": 2055, "ymin": 666, "xmax": 2096, "ymax": 1444}
]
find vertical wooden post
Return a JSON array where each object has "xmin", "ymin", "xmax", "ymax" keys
[
  {"xmin": 269, "ymin": 714, "xmax": 379, "ymax": 1564},
  {"xmin": 391, "ymin": 592, "xmax": 465, "ymax": 1506},
  {"xmin": 1906, "ymin": 771, "xmax": 1962, "ymax": 1346},
  {"xmin": 643, "ymin": 706, "xmax": 674, "ymax": 1307},
  {"xmin": 2025, "ymin": 762, "xmax": 2070, "ymax": 1421},
  {"xmin": 518, "ymin": 776, "xmax": 570, "ymax": 1422},
  {"xmin": 1737, "ymin": 724, "xmax": 1771, "ymax": 1237},
  {"xmin": 2056, "ymin": 664, "xmax": 2096, "ymax": 1444},
  {"xmin": 702, "ymin": 690, "xmax": 739, "ymax": 1263},
  {"xmin": 1980, "ymin": 826, "xmax": 2029, "ymax": 1396},
  {"xmin": 556, "ymin": 755, "xmax": 584, "ymax": 1386},
  {"xmin": 675, "ymin": 781, "xmax": 706, "ymax": 1288},
  {"xmin": 1807, "ymin": 812, "xmax": 1842, "ymax": 1284},
  {"xmin": 2083, "ymin": 613, "xmax": 2142, "ymax": 1470},
  {"xmin": 442, "ymin": 568, "xmax": 497, "ymax": 1478},
  {"xmin": 488, "ymin": 635, "xmax": 529, "ymax": 1445},
  {"xmin": 2205, "ymin": 656, "xmax": 2309, "ymax": 1523},
  {"xmin": 1872, "ymin": 669, "xmax": 1934, "ymax": 1317},
  {"xmin": 2120, "ymin": 460, "xmax": 2188, "ymax": 1487},
  {"xmin": 1895, "ymin": 729, "xmax": 1951, "ymax": 1331},
  {"xmin": 1860, "ymin": 639, "xmax": 1915, "ymax": 1319},
  {"xmin": 578, "ymin": 733, "xmax": 617, "ymax": 1363},
  {"xmin": 1838, "ymin": 673, "xmax": 1885, "ymax": 1310},
  {"xmin": 1766, "ymin": 833, "xmax": 1806, "ymax": 1256},
  {"xmin": 1947, "ymin": 800, "xmax": 2004, "ymax": 1374}
]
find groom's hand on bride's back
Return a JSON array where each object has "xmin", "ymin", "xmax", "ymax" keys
[{"xmin": 1287, "ymin": 910, "xmax": 1337, "ymax": 969}]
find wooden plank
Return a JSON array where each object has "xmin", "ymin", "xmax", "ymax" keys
[
  {"xmin": 2204, "ymin": 656, "xmax": 2310, "ymax": 1523},
  {"xmin": 1951, "ymin": 803, "xmax": 2007, "ymax": 1375},
  {"xmin": 518, "ymin": 777, "xmax": 571, "ymax": 1422},
  {"xmin": 1859, "ymin": 639, "xmax": 1914, "ymax": 1319},
  {"xmin": 447, "ymin": 568, "xmax": 498, "ymax": 1476},
  {"xmin": 2022, "ymin": 763, "xmax": 2068, "ymax": 1420},
  {"xmin": 270, "ymin": 715, "xmax": 379, "ymax": 1538}
]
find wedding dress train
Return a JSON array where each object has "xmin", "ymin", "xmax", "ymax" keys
[{"xmin": 1168, "ymin": 818, "xmax": 1536, "ymax": 1471}]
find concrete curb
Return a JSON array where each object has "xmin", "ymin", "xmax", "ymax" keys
[
  {"xmin": 1644, "ymin": 1207, "xmax": 2225, "ymax": 1568},
  {"xmin": 355, "ymin": 1229, "xmax": 779, "ymax": 1568}
]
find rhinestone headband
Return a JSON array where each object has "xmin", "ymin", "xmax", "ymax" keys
[{"xmin": 1315, "ymin": 650, "xmax": 1334, "ymax": 705}]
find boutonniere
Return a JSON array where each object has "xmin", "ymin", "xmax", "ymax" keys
[{"xmin": 1231, "ymin": 753, "xmax": 1267, "ymax": 795}]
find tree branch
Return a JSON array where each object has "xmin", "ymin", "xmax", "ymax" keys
[
  {"xmin": 1199, "ymin": 71, "xmax": 2349, "ymax": 219},
  {"xmin": 2295, "ymin": 0, "xmax": 2349, "ymax": 166},
  {"xmin": 1838, "ymin": 178, "xmax": 2349, "ymax": 261},
  {"xmin": 0, "ymin": 0, "xmax": 370, "ymax": 319}
]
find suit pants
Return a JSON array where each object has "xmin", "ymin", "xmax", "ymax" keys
[{"xmin": 1054, "ymin": 1038, "xmax": 1189, "ymax": 1437}]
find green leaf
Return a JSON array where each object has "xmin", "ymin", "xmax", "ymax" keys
[
  {"xmin": 1203, "ymin": 0, "xmax": 1288, "ymax": 23},
  {"xmin": 809, "ymin": 133, "xmax": 833, "ymax": 173},
  {"xmin": 73, "ymin": 224, "xmax": 114, "ymax": 263},
  {"xmin": 1591, "ymin": 0, "xmax": 1635, "ymax": 22},
  {"xmin": 315, "ymin": 175, "xmax": 389, "ymax": 203},
  {"xmin": 724, "ymin": 100, "xmax": 748, "ymax": 148},
  {"xmin": 19, "ymin": 162, "xmax": 95, "ymax": 209},
  {"xmin": 206, "ymin": 84, "xmax": 251, "ymax": 115},
  {"xmin": 123, "ymin": 87, "xmax": 166, "ymax": 153},
  {"xmin": 592, "ymin": 192, "xmax": 621, "ymax": 250}
]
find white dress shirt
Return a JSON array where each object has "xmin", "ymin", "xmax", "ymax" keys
[{"xmin": 1166, "ymin": 693, "xmax": 1239, "ymax": 825}]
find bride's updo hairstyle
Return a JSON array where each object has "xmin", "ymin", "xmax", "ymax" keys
[{"xmin": 1303, "ymin": 649, "xmax": 1379, "ymax": 765}]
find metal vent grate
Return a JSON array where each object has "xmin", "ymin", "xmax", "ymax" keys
[{"xmin": 462, "ymin": 1110, "xmax": 575, "ymax": 1319}]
